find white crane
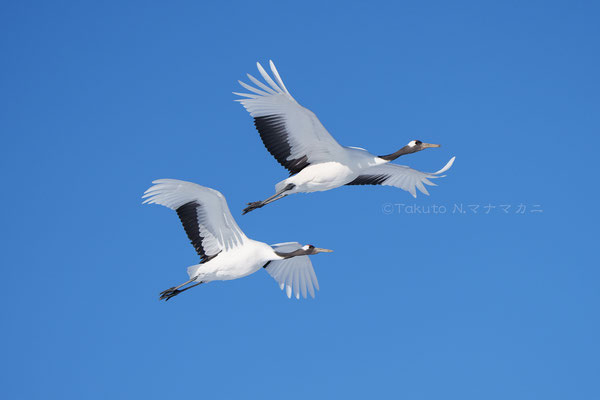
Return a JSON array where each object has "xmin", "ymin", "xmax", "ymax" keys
[
  {"xmin": 235, "ymin": 61, "xmax": 456, "ymax": 214},
  {"xmin": 142, "ymin": 179, "xmax": 332, "ymax": 301}
]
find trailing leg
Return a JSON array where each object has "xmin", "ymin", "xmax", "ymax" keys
[
  {"xmin": 242, "ymin": 184, "xmax": 295, "ymax": 214},
  {"xmin": 159, "ymin": 278, "xmax": 203, "ymax": 301}
]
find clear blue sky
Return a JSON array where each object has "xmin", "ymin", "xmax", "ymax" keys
[{"xmin": 1, "ymin": 1, "xmax": 598, "ymax": 398}]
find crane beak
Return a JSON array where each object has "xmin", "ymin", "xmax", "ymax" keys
[
  {"xmin": 315, "ymin": 248, "xmax": 334, "ymax": 253},
  {"xmin": 421, "ymin": 143, "xmax": 441, "ymax": 148}
]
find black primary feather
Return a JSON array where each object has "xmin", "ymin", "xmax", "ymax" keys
[
  {"xmin": 346, "ymin": 174, "xmax": 389, "ymax": 186},
  {"xmin": 175, "ymin": 201, "xmax": 220, "ymax": 263},
  {"xmin": 254, "ymin": 115, "xmax": 310, "ymax": 175}
]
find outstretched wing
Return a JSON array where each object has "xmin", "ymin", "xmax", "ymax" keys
[
  {"xmin": 235, "ymin": 60, "xmax": 345, "ymax": 175},
  {"xmin": 142, "ymin": 179, "xmax": 247, "ymax": 262},
  {"xmin": 347, "ymin": 157, "xmax": 456, "ymax": 197},
  {"xmin": 264, "ymin": 242, "xmax": 320, "ymax": 299}
]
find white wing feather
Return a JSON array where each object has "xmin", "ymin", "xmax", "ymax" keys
[
  {"xmin": 266, "ymin": 242, "xmax": 320, "ymax": 299},
  {"xmin": 142, "ymin": 179, "xmax": 247, "ymax": 255},
  {"xmin": 235, "ymin": 61, "xmax": 345, "ymax": 171},
  {"xmin": 355, "ymin": 157, "xmax": 456, "ymax": 198}
]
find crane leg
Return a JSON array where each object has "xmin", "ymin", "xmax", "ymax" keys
[
  {"xmin": 159, "ymin": 278, "xmax": 203, "ymax": 301},
  {"xmin": 242, "ymin": 184, "xmax": 295, "ymax": 214}
]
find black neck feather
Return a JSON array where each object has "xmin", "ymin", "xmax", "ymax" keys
[
  {"xmin": 274, "ymin": 249, "xmax": 307, "ymax": 259},
  {"xmin": 378, "ymin": 146, "xmax": 413, "ymax": 161}
]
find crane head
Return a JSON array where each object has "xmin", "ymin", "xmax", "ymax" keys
[
  {"xmin": 406, "ymin": 140, "xmax": 441, "ymax": 152},
  {"xmin": 302, "ymin": 244, "xmax": 334, "ymax": 255},
  {"xmin": 379, "ymin": 140, "xmax": 441, "ymax": 161}
]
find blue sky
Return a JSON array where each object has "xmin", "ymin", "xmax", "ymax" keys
[{"xmin": 1, "ymin": 1, "xmax": 598, "ymax": 398}]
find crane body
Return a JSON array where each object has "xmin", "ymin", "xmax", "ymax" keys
[
  {"xmin": 143, "ymin": 179, "xmax": 332, "ymax": 301},
  {"xmin": 235, "ymin": 61, "xmax": 455, "ymax": 214}
]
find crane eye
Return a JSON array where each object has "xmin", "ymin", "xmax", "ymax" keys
[
  {"xmin": 415, "ymin": 140, "xmax": 422, "ymax": 145},
  {"xmin": 308, "ymin": 245, "xmax": 314, "ymax": 249}
]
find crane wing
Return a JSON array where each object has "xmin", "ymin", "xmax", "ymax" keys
[
  {"xmin": 235, "ymin": 61, "xmax": 345, "ymax": 175},
  {"xmin": 142, "ymin": 179, "xmax": 247, "ymax": 262},
  {"xmin": 264, "ymin": 242, "xmax": 320, "ymax": 299},
  {"xmin": 347, "ymin": 157, "xmax": 456, "ymax": 197}
]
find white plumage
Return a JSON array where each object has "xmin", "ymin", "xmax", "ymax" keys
[
  {"xmin": 235, "ymin": 61, "xmax": 456, "ymax": 214},
  {"xmin": 267, "ymin": 242, "xmax": 320, "ymax": 299},
  {"xmin": 143, "ymin": 179, "xmax": 331, "ymax": 300},
  {"xmin": 351, "ymin": 159, "xmax": 455, "ymax": 198}
]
